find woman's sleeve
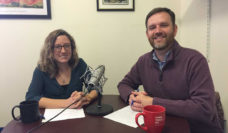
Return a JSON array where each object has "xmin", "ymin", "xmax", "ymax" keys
[{"xmin": 25, "ymin": 68, "xmax": 44, "ymax": 101}]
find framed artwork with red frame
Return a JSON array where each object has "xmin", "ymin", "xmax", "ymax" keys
[{"xmin": 0, "ymin": 0, "xmax": 51, "ymax": 19}]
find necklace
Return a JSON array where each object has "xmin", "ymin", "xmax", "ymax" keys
[
  {"xmin": 57, "ymin": 73, "xmax": 70, "ymax": 85},
  {"xmin": 60, "ymin": 76, "xmax": 66, "ymax": 84},
  {"xmin": 57, "ymin": 66, "xmax": 71, "ymax": 85}
]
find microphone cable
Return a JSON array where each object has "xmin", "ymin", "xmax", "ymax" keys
[{"xmin": 26, "ymin": 92, "xmax": 88, "ymax": 133}]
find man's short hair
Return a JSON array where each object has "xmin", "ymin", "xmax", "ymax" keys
[{"xmin": 145, "ymin": 7, "xmax": 176, "ymax": 28}]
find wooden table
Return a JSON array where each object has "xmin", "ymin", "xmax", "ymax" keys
[{"xmin": 2, "ymin": 95, "xmax": 190, "ymax": 133}]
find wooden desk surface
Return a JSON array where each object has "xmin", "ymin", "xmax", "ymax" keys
[{"xmin": 2, "ymin": 95, "xmax": 190, "ymax": 133}]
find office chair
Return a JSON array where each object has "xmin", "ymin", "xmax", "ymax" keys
[{"xmin": 215, "ymin": 91, "xmax": 225, "ymax": 130}]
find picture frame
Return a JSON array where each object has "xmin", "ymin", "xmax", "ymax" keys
[
  {"xmin": 0, "ymin": 0, "xmax": 51, "ymax": 19},
  {"xmin": 97, "ymin": 0, "xmax": 135, "ymax": 11}
]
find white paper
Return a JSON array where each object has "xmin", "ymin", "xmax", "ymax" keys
[
  {"xmin": 42, "ymin": 108, "xmax": 85, "ymax": 122},
  {"xmin": 104, "ymin": 105, "xmax": 144, "ymax": 128}
]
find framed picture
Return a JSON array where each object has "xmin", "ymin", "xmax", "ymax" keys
[
  {"xmin": 97, "ymin": 0, "xmax": 135, "ymax": 11},
  {"xmin": 0, "ymin": 0, "xmax": 51, "ymax": 19}
]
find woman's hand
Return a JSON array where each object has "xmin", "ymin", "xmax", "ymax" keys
[
  {"xmin": 73, "ymin": 90, "xmax": 98, "ymax": 109},
  {"xmin": 74, "ymin": 95, "xmax": 92, "ymax": 109},
  {"xmin": 65, "ymin": 91, "xmax": 84, "ymax": 109}
]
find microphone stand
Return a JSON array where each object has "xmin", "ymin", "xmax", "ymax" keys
[
  {"xmin": 82, "ymin": 65, "xmax": 113, "ymax": 116},
  {"xmin": 85, "ymin": 93, "xmax": 113, "ymax": 116}
]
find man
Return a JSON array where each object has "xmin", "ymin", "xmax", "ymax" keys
[{"xmin": 118, "ymin": 7, "xmax": 222, "ymax": 133}]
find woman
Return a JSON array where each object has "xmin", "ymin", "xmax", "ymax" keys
[{"xmin": 26, "ymin": 29, "xmax": 98, "ymax": 108}]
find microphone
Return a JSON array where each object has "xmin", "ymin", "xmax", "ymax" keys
[
  {"xmin": 81, "ymin": 65, "xmax": 113, "ymax": 116},
  {"xmin": 87, "ymin": 65, "xmax": 105, "ymax": 92}
]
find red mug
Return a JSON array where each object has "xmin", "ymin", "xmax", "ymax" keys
[{"xmin": 135, "ymin": 105, "xmax": 166, "ymax": 133}]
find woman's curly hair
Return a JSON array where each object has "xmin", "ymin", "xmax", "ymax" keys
[{"xmin": 38, "ymin": 29, "xmax": 79, "ymax": 78}]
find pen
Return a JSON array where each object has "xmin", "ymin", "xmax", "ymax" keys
[{"xmin": 130, "ymin": 88, "xmax": 139, "ymax": 106}]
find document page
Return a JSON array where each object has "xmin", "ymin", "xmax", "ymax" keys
[
  {"xmin": 104, "ymin": 105, "xmax": 144, "ymax": 128},
  {"xmin": 42, "ymin": 108, "xmax": 85, "ymax": 122}
]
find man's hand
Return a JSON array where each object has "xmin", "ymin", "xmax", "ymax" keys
[{"xmin": 129, "ymin": 91, "xmax": 153, "ymax": 112}]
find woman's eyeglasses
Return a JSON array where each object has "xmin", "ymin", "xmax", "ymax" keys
[{"xmin": 54, "ymin": 44, "xmax": 71, "ymax": 52}]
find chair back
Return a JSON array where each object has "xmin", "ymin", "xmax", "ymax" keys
[{"xmin": 215, "ymin": 91, "xmax": 224, "ymax": 130}]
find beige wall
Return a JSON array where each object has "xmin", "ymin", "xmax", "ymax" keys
[
  {"xmin": 180, "ymin": 0, "xmax": 228, "ymax": 130},
  {"xmin": 180, "ymin": 0, "xmax": 208, "ymax": 55},
  {"xmin": 0, "ymin": 0, "xmax": 180, "ymax": 126},
  {"xmin": 210, "ymin": 0, "xmax": 228, "ymax": 131}
]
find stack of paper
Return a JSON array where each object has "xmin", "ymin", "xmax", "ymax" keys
[
  {"xmin": 42, "ymin": 108, "xmax": 85, "ymax": 122},
  {"xmin": 104, "ymin": 105, "xmax": 144, "ymax": 128}
]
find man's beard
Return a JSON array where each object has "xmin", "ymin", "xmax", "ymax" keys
[{"xmin": 149, "ymin": 32, "xmax": 175, "ymax": 51}]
